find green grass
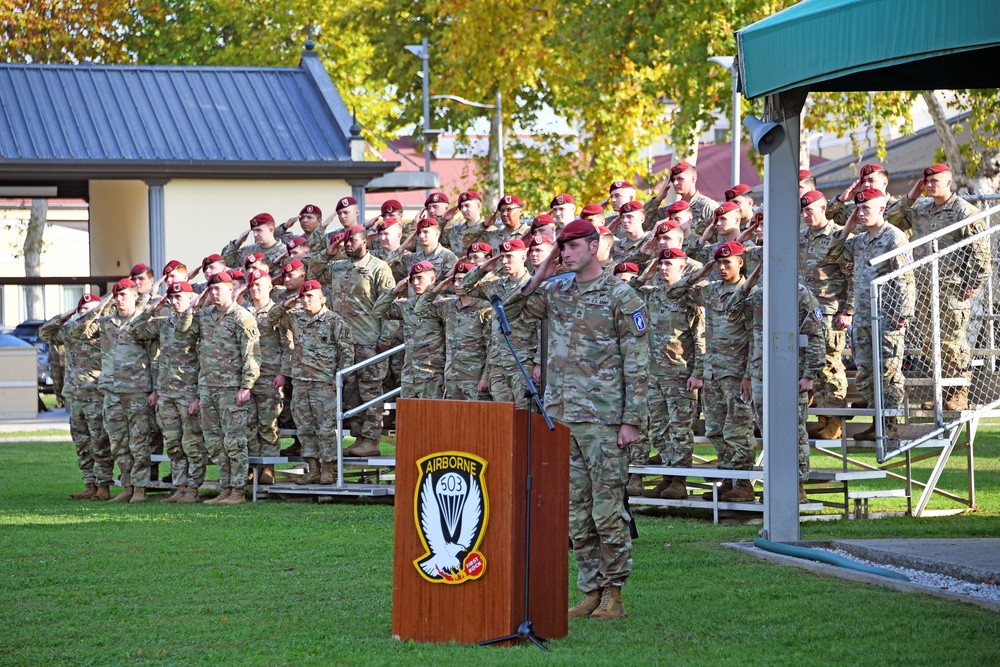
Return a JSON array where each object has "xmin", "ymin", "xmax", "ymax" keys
[{"xmin": 2, "ymin": 435, "xmax": 999, "ymax": 667}]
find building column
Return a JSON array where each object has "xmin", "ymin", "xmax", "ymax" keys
[
  {"xmin": 145, "ymin": 179, "xmax": 170, "ymax": 275},
  {"xmin": 351, "ymin": 181, "xmax": 367, "ymax": 221}
]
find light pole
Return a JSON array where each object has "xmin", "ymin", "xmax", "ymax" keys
[
  {"xmin": 405, "ymin": 39, "xmax": 439, "ymax": 197},
  {"xmin": 709, "ymin": 55, "xmax": 740, "ymax": 185},
  {"xmin": 431, "ymin": 92, "xmax": 504, "ymax": 199}
]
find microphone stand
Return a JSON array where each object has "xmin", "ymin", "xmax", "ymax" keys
[{"xmin": 478, "ymin": 298, "xmax": 554, "ymax": 651}]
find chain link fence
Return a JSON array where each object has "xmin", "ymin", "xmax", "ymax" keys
[{"xmin": 869, "ymin": 195, "xmax": 1000, "ymax": 462}]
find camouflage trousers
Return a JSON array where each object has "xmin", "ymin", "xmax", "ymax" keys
[
  {"xmin": 914, "ymin": 285, "xmax": 972, "ymax": 380},
  {"xmin": 814, "ymin": 316, "xmax": 848, "ymax": 408},
  {"xmin": 156, "ymin": 395, "xmax": 205, "ymax": 489},
  {"xmin": 249, "ymin": 381, "xmax": 283, "ymax": 457},
  {"xmin": 568, "ymin": 421, "xmax": 632, "ymax": 592},
  {"xmin": 103, "ymin": 391, "xmax": 154, "ymax": 488},
  {"xmin": 853, "ymin": 323, "xmax": 905, "ymax": 409},
  {"xmin": 648, "ymin": 375, "xmax": 697, "ymax": 468},
  {"xmin": 749, "ymin": 376, "xmax": 810, "ymax": 481},
  {"xmin": 69, "ymin": 393, "xmax": 113, "ymax": 485},
  {"xmin": 52, "ymin": 362, "xmax": 65, "ymax": 404},
  {"xmin": 402, "ymin": 371, "xmax": 444, "ymax": 400},
  {"xmin": 702, "ymin": 376, "xmax": 756, "ymax": 469},
  {"xmin": 345, "ymin": 344, "xmax": 387, "ymax": 440},
  {"xmin": 488, "ymin": 364, "xmax": 528, "ymax": 408},
  {"xmin": 291, "ymin": 380, "xmax": 338, "ymax": 463},
  {"xmin": 199, "ymin": 388, "xmax": 250, "ymax": 490},
  {"xmin": 444, "ymin": 379, "xmax": 491, "ymax": 401}
]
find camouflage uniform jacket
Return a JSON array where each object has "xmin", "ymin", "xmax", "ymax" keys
[
  {"xmin": 307, "ymin": 251, "xmax": 395, "ymax": 346},
  {"xmin": 825, "ymin": 222, "xmax": 915, "ymax": 321},
  {"xmin": 248, "ymin": 299, "xmax": 290, "ymax": 387},
  {"xmin": 727, "ymin": 281, "xmax": 825, "ymax": 382},
  {"xmin": 689, "ymin": 238, "xmax": 759, "ymax": 271},
  {"xmin": 413, "ymin": 293, "xmax": 492, "ymax": 383},
  {"xmin": 489, "ymin": 222, "xmax": 531, "ymax": 247},
  {"xmin": 827, "ymin": 194, "xmax": 900, "ymax": 228},
  {"xmin": 461, "ymin": 264, "xmax": 537, "ymax": 369},
  {"xmin": 177, "ymin": 302, "xmax": 260, "ymax": 390},
  {"xmin": 372, "ymin": 289, "xmax": 445, "ymax": 378},
  {"xmin": 689, "ymin": 191, "xmax": 721, "ymax": 237},
  {"xmin": 270, "ymin": 304, "xmax": 354, "ymax": 383},
  {"xmin": 667, "ymin": 275, "xmax": 752, "ymax": 381},
  {"xmin": 40, "ymin": 314, "xmax": 101, "ymax": 399},
  {"xmin": 887, "ymin": 194, "xmax": 990, "ymax": 292},
  {"xmin": 503, "ymin": 269, "xmax": 649, "ymax": 427},
  {"xmin": 70, "ymin": 302, "xmax": 154, "ymax": 393},
  {"xmin": 222, "ymin": 239, "xmax": 288, "ymax": 276},
  {"xmin": 386, "ymin": 243, "xmax": 458, "ymax": 282},
  {"xmin": 441, "ymin": 220, "xmax": 470, "ymax": 256},
  {"xmin": 634, "ymin": 280, "xmax": 705, "ymax": 381},
  {"xmin": 130, "ymin": 310, "xmax": 200, "ymax": 400},
  {"xmin": 611, "ymin": 232, "xmax": 651, "ymax": 265},
  {"xmin": 800, "ymin": 219, "xmax": 854, "ymax": 316},
  {"xmin": 461, "ymin": 222, "xmax": 503, "ymax": 250}
]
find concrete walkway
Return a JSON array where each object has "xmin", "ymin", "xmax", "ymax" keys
[{"xmin": 0, "ymin": 407, "xmax": 70, "ymax": 434}]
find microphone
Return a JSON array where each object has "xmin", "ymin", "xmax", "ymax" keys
[{"xmin": 489, "ymin": 294, "xmax": 512, "ymax": 335}]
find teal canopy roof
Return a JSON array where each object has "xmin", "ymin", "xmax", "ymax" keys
[{"xmin": 736, "ymin": 0, "xmax": 1000, "ymax": 99}]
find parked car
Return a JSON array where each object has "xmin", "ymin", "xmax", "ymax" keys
[{"xmin": 11, "ymin": 319, "xmax": 52, "ymax": 393}]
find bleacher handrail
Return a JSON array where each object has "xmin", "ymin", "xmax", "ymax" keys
[{"xmin": 869, "ymin": 202, "xmax": 1000, "ymax": 268}]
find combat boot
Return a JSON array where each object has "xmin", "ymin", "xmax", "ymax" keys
[
  {"xmin": 69, "ymin": 483, "xmax": 98, "ymax": 500},
  {"xmin": 702, "ymin": 479, "xmax": 732, "ymax": 500},
  {"xmin": 319, "ymin": 460, "xmax": 335, "ymax": 485},
  {"xmin": 798, "ymin": 483, "xmax": 809, "ymax": 504},
  {"xmin": 722, "ymin": 479, "xmax": 756, "ymax": 503},
  {"xmin": 296, "ymin": 459, "xmax": 320, "ymax": 485},
  {"xmin": 160, "ymin": 487, "xmax": 183, "ymax": 504},
  {"xmin": 203, "ymin": 488, "xmax": 231, "ymax": 505},
  {"xmin": 129, "ymin": 487, "xmax": 147, "ymax": 504},
  {"xmin": 91, "ymin": 485, "xmax": 111, "ymax": 501},
  {"xmin": 814, "ymin": 417, "xmax": 843, "ymax": 440},
  {"xmin": 280, "ymin": 438, "xmax": 302, "ymax": 456},
  {"xmin": 642, "ymin": 477, "xmax": 672, "ymax": 499},
  {"xmin": 259, "ymin": 466, "xmax": 275, "ymax": 485},
  {"xmin": 661, "ymin": 477, "xmax": 688, "ymax": 500},
  {"xmin": 568, "ymin": 590, "xmax": 602, "ymax": 618},
  {"xmin": 944, "ymin": 387, "xmax": 969, "ymax": 411},
  {"xmin": 625, "ymin": 474, "xmax": 644, "ymax": 497},
  {"xmin": 218, "ymin": 488, "xmax": 246, "ymax": 505},
  {"xmin": 646, "ymin": 453, "xmax": 662, "ymax": 465},
  {"xmin": 109, "ymin": 486, "xmax": 133, "ymax": 503},
  {"xmin": 807, "ymin": 416, "xmax": 828, "ymax": 438},
  {"xmin": 175, "ymin": 487, "xmax": 200, "ymax": 504},
  {"xmin": 590, "ymin": 586, "xmax": 626, "ymax": 620},
  {"xmin": 344, "ymin": 437, "xmax": 381, "ymax": 458}
]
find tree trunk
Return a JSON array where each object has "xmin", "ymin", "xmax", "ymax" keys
[
  {"xmin": 24, "ymin": 199, "xmax": 47, "ymax": 320},
  {"xmin": 918, "ymin": 90, "xmax": 998, "ymax": 196}
]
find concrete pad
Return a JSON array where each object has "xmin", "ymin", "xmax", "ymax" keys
[
  {"xmin": 0, "ymin": 407, "xmax": 70, "ymax": 433},
  {"xmin": 835, "ymin": 539, "xmax": 1000, "ymax": 583}
]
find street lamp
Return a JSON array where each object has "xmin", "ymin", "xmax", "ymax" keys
[
  {"xmin": 430, "ymin": 92, "xmax": 504, "ymax": 198},
  {"xmin": 708, "ymin": 55, "xmax": 741, "ymax": 185},
  {"xmin": 405, "ymin": 39, "xmax": 441, "ymax": 197}
]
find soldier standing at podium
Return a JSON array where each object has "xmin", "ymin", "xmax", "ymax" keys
[{"xmin": 504, "ymin": 218, "xmax": 649, "ymax": 621}]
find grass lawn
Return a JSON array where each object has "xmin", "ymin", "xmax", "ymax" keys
[{"xmin": 2, "ymin": 431, "xmax": 999, "ymax": 666}]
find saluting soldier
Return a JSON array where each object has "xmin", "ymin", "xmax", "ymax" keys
[
  {"xmin": 724, "ymin": 184, "xmax": 755, "ymax": 228},
  {"xmin": 387, "ymin": 218, "xmax": 458, "ymax": 281},
  {"xmin": 492, "ymin": 194, "xmax": 531, "ymax": 245},
  {"xmin": 642, "ymin": 162, "xmax": 718, "ymax": 234},
  {"xmin": 275, "ymin": 204, "xmax": 326, "ymax": 248},
  {"xmin": 607, "ymin": 181, "xmax": 638, "ymax": 236},
  {"xmin": 223, "ymin": 213, "xmax": 288, "ymax": 273},
  {"xmin": 826, "ymin": 163, "xmax": 898, "ymax": 227},
  {"xmin": 610, "ymin": 200, "xmax": 650, "ymax": 265}
]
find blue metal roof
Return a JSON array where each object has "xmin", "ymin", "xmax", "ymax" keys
[{"xmin": 0, "ymin": 52, "xmax": 392, "ymax": 180}]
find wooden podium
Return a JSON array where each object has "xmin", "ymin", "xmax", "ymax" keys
[{"xmin": 391, "ymin": 399, "xmax": 570, "ymax": 644}]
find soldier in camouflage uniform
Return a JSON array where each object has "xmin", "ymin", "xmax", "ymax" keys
[
  {"xmin": 632, "ymin": 248, "xmax": 705, "ymax": 500},
  {"xmin": 222, "ymin": 213, "xmax": 289, "ymax": 276},
  {"xmin": 461, "ymin": 239, "xmax": 537, "ymax": 407},
  {"xmin": 667, "ymin": 242, "xmax": 756, "ymax": 502},
  {"xmin": 641, "ymin": 162, "xmax": 718, "ymax": 234},
  {"xmin": 414, "ymin": 262, "xmax": 492, "ymax": 401},
  {"xmin": 825, "ymin": 163, "xmax": 898, "ymax": 228},
  {"xmin": 610, "ymin": 201, "xmax": 651, "ymax": 265},
  {"xmin": 439, "ymin": 191, "xmax": 484, "ymax": 255},
  {"xmin": 272, "ymin": 280, "xmax": 354, "ymax": 483},
  {"xmin": 491, "ymin": 194, "xmax": 532, "ymax": 246},
  {"xmin": 40, "ymin": 294, "xmax": 112, "ymax": 500},
  {"xmin": 310, "ymin": 225, "xmax": 396, "ymax": 457},
  {"xmin": 70, "ymin": 279, "xmax": 155, "ymax": 504},
  {"xmin": 688, "ymin": 201, "xmax": 759, "ymax": 275},
  {"xmin": 887, "ymin": 163, "xmax": 991, "ymax": 411},
  {"xmin": 177, "ymin": 273, "xmax": 260, "ymax": 505},
  {"xmin": 549, "ymin": 193, "xmax": 577, "ymax": 227},
  {"xmin": 131, "ymin": 282, "xmax": 205, "ymax": 504},
  {"xmin": 504, "ymin": 218, "xmax": 649, "ymax": 621},
  {"xmin": 826, "ymin": 189, "xmax": 915, "ymax": 440},
  {"xmin": 606, "ymin": 181, "xmax": 638, "ymax": 236},
  {"xmin": 726, "ymin": 264, "xmax": 825, "ymax": 502},
  {"xmin": 386, "ymin": 218, "xmax": 458, "ymax": 282},
  {"xmin": 724, "ymin": 184, "xmax": 756, "ymax": 228},
  {"xmin": 245, "ymin": 269, "xmax": 290, "ymax": 483},
  {"xmin": 274, "ymin": 204, "xmax": 327, "ymax": 249},
  {"xmin": 48, "ymin": 338, "xmax": 65, "ymax": 408},
  {"xmin": 373, "ymin": 262, "xmax": 446, "ymax": 399},
  {"xmin": 800, "ymin": 191, "xmax": 854, "ymax": 439}
]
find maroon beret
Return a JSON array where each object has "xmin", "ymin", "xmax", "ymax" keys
[
  {"xmin": 458, "ymin": 191, "xmax": 481, "ymax": 204},
  {"xmin": 500, "ymin": 239, "xmax": 526, "ymax": 253},
  {"xmin": 467, "ymin": 242, "xmax": 492, "ymax": 255},
  {"xmin": 753, "ymin": 211, "xmax": 764, "ymax": 225},
  {"xmin": 725, "ymin": 184, "xmax": 752, "ymax": 201},
  {"xmin": 299, "ymin": 280, "xmax": 322, "ymax": 295},
  {"xmin": 714, "ymin": 201, "xmax": 740, "ymax": 218},
  {"xmin": 202, "ymin": 253, "xmax": 224, "ymax": 270},
  {"xmin": 530, "ymin": 214, "xmax": 555, "ymax": 229},
  {"xmin": 244, "ymin": 252, "xmax": 266, "ymax": 267},
  {"xmin": 557, "ymin": 219, "xmax": 598, "ymax": 243},
  {"xmin": 335, "ymin": 197, "xmax": 358, "ymax": 212},
  {"xmin": 654, "ymin": 219, "xmax": 681, "ymax": 236},
  {"xmin": 550, "ymin": 193, "xmax": 575, "ymax": 208},
  {"xmin": 670, "ymin": 161, "xmax": 694, "ymax": 178},
  {"xmin": 580, "ymin": 203, "xmax": 605, "ymax": 216},
  {"xmin": 613, "ymin": 262, "xmax": 639, "ymax": 275},
  {"xmin": 77, "ymin": 293, "xmax": 100, "ymax": 308},
  {"xmin": 282, "ymin": 259, "xmax": 305, "ymax": 274},
  {"xmin": 618, "ymin": 200, "xmax": 644, "ymax": 214},
  {"xmin": 246, "ymin": 269, "xmax": 269, "ymax": 285},
  {"xmin": 299, "ymin": 204, "xmax": 322, "ymax": 217},
  {"xmin": 207, "ymin": 272, "xmax": 233, "ymax": 285},
  {"xmin": 799, "ymin": 169, "xmax": 812, "ymax": 180},
  {"xmin": 425, "ymin": 192, "xmax": 449, "ymax": 206},
  {"xmin": 286, "ymin": 236, "xmax": 307, "ymax": 251},
  {"xmin": 162, "ymin": 260, "xmax": 182, "ymax": 276},
  {"xmin": 455, "ymin": 262, "xmax": 476, "ymax": 274},
  {"xmin": 416, "ymin": 218, "xmax": 440, "ymax": 232},
  {"xmin": 227, "ymin": 269, "xmax": 246, "ymax": 282},
  {"xmin": 409, "ymin": 260, "xmax": 436, "ymax": 276},
  {"xmin": 381, "ymin": 199, "xmax": 402, "ymax": 216},
  {"xmin": 665, "ymin": 200, "xmax": 691, "ymax": 215},
  {"xmin": 714, "ymin": 241, "xmax": 745, "ymax": 259},
  {"xmin": 609, "ymin": 180, "xmax": 635, "ymax": 194},
  {"xmin": 250, "ymin": 213, "xmax": 275, "ymax": 228},
  {"xmin": 129, "ymin": 263, "xmax": 150, "ymax": 278},
  {"xmin": 854, "ymin": 188, "xmax": 886, "ymax": 204},
  {"xmin": 859, "ymin": 163, "xmax": 886, "ymax": 178},
  {"xmin": 345, "ymin": 224, "xmax": 366, "ymax": 236},
  {"xmin": 529, "ymin": 235, "xmax": 554, "ymax": 248},
  {"xmin": 168, "ymin": 281, "xmax": 194, "ymax": 294},
  {"xmin": 923, "ymin": 163, "xmax": 951, "ymax": 177},
  {"xmin": 659, "ymin": 247, "xmax": 686, "ymax": 260},
  {"xmin": 598, "ymin": 225, "xmax": 613, "ymax": 236},
  {"xmin": 496, "ymin": 194, "xmax": 523, "ymax": 211},
  {"xmin": 377, "ymin": 217, "xmax": 400, "ymax": 232},
  {"xmin": 112, "ymin": 278, "xmax": 137, "ymax": 294},
  {"xmin": 800, "ymin": 190, "xmax": 824, "ymax": 208}
]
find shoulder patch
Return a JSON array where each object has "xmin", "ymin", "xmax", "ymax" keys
[
  {"xmin": 813, "ymin": 306, "xmax": 823, "ymax": 322},
  {"xmin": 632, "ymin": 310, "xmax": 647, "ymax": 332}
]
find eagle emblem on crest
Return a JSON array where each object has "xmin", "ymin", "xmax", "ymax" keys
[{"xmin": 413, "ymin": 451, "xmax": 489, "ymax": 584}]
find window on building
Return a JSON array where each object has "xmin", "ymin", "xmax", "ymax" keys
[
  {"xmin": 713, "ymin": 128, "xmax": 729, "ymax": 144},
  {"xmin": 63, "ymin": 285, "xmax": 84, "ymax": 313}
]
